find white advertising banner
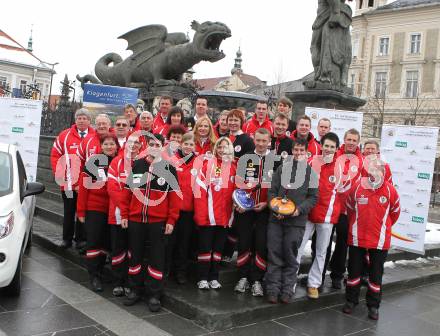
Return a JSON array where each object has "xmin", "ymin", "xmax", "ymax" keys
[
  {"xmin": 381, "ymin": 124, "xmax": 439, "ymax": 254},
  {"xmin": 305, "ymin": 106, "xmax": 364, "ymax": 141},
  {"xmin": 0, "ymin": 97, "xmax": 42, "ymax": 182}
]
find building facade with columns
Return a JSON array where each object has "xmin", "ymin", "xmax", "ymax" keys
[
  {"xmin": 349, "ymin": 0, "xmax": 440, "ymax": 139},
  {"xmin": 0, "ymin": 29, "xmax": 54, "ymax": 100}
]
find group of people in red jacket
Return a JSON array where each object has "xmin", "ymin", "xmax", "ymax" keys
[{"xmin": 50, "ymin": 96, "xmax": 399, "ymax": 318}]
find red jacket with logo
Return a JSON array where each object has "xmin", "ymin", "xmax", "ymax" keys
[
  {"xmin": 290, "ymin": 131, "xmax": 321, "ymax": 158},
  {"xmin": 107, "ymin": 153, "xmax": 135, "ymax": 225},
  {"xmin": 195, "ymin": 140, "xmax": 214, "ymax": 156},
  {"xmin": 242, "ymin": 114, "xmax": 274, "ymax": 138},
  {"xmin": 346, "ymin": 180, "xmax": 400, "ymax": 250},
  {"xmin": 361, "ymin": 159, "xmax": 393, "ymax": 185},
  {"xmin": 193, "ymin": 158, "xmax": 236, "ymax": 227},
  {"xmin": 152, "ymin": 114, "xmax": 167, "ymax": 133},
  {"xmin": 76, "ymin": 154, "xmax": 114, "ymax": 218},
  {"xmin": 170, "ymin": 150, "xmax": 196, "ymax": 212},
  {"xmin": 335, "ymin": 145, "xmax": 364, "ymax": 214},
  {"xmin": 308, "ymin": 155, "xmax": 344, "ymax": 224},
  {"xmin": 119, "ymin": 157, "xmax": 181, "ymax": 225},
  {"xmin": 77, "ymin": 133, "xmax": 102, "ymax": 167},
  {"xmin": 50, "ymin": 125, "xmax": 95, "ymax": 191}
]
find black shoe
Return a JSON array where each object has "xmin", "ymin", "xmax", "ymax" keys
[
  {"xmin": 123, "ymin": 290, "xmax": 142, "ymax": 306},
  {"xmin": 361, "ymin": 275, "xmax": 368, "ymax": 287},
  {"xmin": 368, "ymin": 307, "xmax": 379, "ymax": 320},
  {"xmin": 342, "ymin": 301, "xmax": 356, "ymax": 314},
  {"xmin": 280, "ymin": 292, "xmax": 293, "ymax": 304},
  {"xmin": 148, "ymin": 297, "xmax": 161, "ymax": 312},
  {"xmin": 176, "ymin": 272, "xmax": 187, "ymax": 285},
  {"xmin": 332, "ymin": 278, "xmax": 342, "ymax": 290},
  {"xmin": 299, "ymin": 276, "xmax": 308, "ymax": 287},
  {"xmin": 90, "ymin": 277, "xmax": 103, "ymax": 292},
  {"xmin": 59, "ymin": 240, "xmax": 72, "ymax": 249},
  {"xmin": 267, "ymin": 294, "xmax": 278, "ymax": 304},
  {"xmin": 75, "ymin": 240, "xmax": 87, "ymax": 250}
]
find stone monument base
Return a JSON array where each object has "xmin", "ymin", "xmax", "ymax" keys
[
  {"xmin": 138, "ymin": 83, "xmax": 197, "ymax": 111},
  {"xmin": 285, "ymin": 89, "xmax": 366, "ymax": 121}
]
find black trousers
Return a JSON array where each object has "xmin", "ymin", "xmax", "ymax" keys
[
  {"xmin": 236, "ymin": 209, "xmax": 268, "ymax": 283},
  {"xmin": 61, "ymin": 190, "xmax": 85, "ymax": 242},
  {"xmin": 330, "ymin": 214, "xmax": 349, "ymax": 281},
  {"xmin": 223, "ymin": 223, "xmax": 238, "ymax": 259},
  {"xmin": 311, "ymin": 226, "xmax": 335, "ymax": 284},
  {"xmin": 346, "ymin": 246, "xmax": 388, "ymax": 308},
  {"xmin": 110, "ymin": 225, "xmax": 128, "ymax": 286},
  {"xmin": 127, "ymin": 221, "xmax": 166, "ymax": 299},
  {"xmin": 197, "ymin": 226, "xmax": 227, "ymax": 281},
  {"xmin": 166, "ymin": 211, "xmax": 194, "ymax": 276},
  {"xmin": 84, "ymin": 210, "xmax": 109, "ymax": 277}
]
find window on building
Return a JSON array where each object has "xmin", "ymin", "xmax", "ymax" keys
[
  {"xmin": 0, "ymin": 76, "xmax": 7, "ymax": 89},
  {"xmin": 405, "ymin": 71, "xmax": 419, "ymax": 98},
  {"xmin": 349, "ymin": 74, "xmax": 355, "ymax": 90},
  {"xmin": 404, "ymin": 118, "xmax": 415, "ymax": 125},
  {"xmin": 359, "ymin": 0, "xmax": 364, "ymax": 9},
  {"xmin": 375, "ymin": 72, "xmax": 387, "ymax": 98},
  {"xmin": 378, "ymin": 37, "xmax": 389, "ymax": 56},
  {"xmin": 19, "ymin": 80, "xmax": 27, "ymax": 93},
  {"xmin": 368, "ymin": 0, "xmax": 375, "ymax": 7},
  {"xmin": 352, "ymin": 38, "xmax": 359, "ymax": 58},
  {"xmin": 373, "ymin": 118, "xmax": 380, "ymax": 137},
  {"xmin": 410, "ymin": 33, "xmax": 421, "ymax": 54}
]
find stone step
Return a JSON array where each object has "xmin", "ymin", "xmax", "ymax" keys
[
  {"xmin": 41, "ymin": 189, "xmax": 63, "ymax": 203},
  {"xmin": 35, "ymin": 196, "xmax": 64, "ymax": 225}
]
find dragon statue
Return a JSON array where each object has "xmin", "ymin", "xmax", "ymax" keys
[{"xmin": 77, "ymin": 20, "xmax": 231, "ymax": 88}]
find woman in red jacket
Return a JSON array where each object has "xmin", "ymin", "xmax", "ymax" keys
[
  {"xmin": 166, "ymin": 132, "xmax": 197, "ymax": 284},
  {"xmin": 193, "ymin": 116, "xmax": 217, "ymax": 156},
  {"xmin": 107, "ymin": 134, "xmax": 142, "ymax": 297},
  {"xmin": 158, "ymin": 106, "xmax": 186, "ymax": 139},
  {"xmin": 194, "ymin": 137, "xmax": 236, "ymax": 290},
  {"xmin": 77, "ymin": 133, "xmax": 119, "ymax": 292}
]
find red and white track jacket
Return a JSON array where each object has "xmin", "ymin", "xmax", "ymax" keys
[
  {"xmin": 308, "ymin": 155, "xmax": 345, "ymax": 224},
  {"xmin": 152, "ymin": 114, "xmax": 167, "ymax": 133},
  {"xmin": 290, "ymin": 131, "xmax": 321, "ymax": 158},
  {"xmin": 346, "ymin": 179, "xmax": 400, "ymax": 250},
  {"xmin": 50, "ymin": 125, "xmax": 95, "ymax": 191},
  {"xmin": 242, "ymin": 114, "xmax": 274, "ymax": 138},
  {"xmin": 170, "ymin": 150, "xmax": 196, "ymax": 212},
  {"xmin": 361, "ymin": 159, "xmax": 393, "ymax": 185},
  {"xmin": 76, "ymin": 133, "xmax": 102, "ymax": 166},
  {"xmin": 193, "ymin": 158, "xmax": 236, "ymax": 227},
  {"xmin": 107, "ymin": 153, "xmax": 135, "ymax": 225},
  {"xmin": 76, "ymin": 154, "xmax": 114, "ymax": 218},
  {"xmin": 119, "ymin": 157, "xmax": 181, "ymax": 225},
  {"xmin": 195, "ymin": 140, "xmax": 214, "ymax": 156},
  {"xmin": 335, "ymin": 145, "xmax": 364, "ymax": 214}
]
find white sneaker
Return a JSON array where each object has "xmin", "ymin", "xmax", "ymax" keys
[
  {"xmin": 234, "ymin": 278, "xmax": 250, "ymax": 293},
  {"xmin": 292, "ymin": 283, "xmax": 297, "ymax": 294},
  {"xmin": 251, "ymin": 281, "xmax": 264, "ymax": 297},
  {"xmin": 209, "ymin": 280, "xmax": 222, "ymax": 289},
  {"xmin": 197, "ymin": 280, "xmax": 210, "ymax": 290},
  {"xmin": 222, "ymin": 256, "xmax": 232, "ymax": 263}
]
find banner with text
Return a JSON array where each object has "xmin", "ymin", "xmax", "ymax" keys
[
  {"xmin": 83, "ymin": 83, "xmax": 138, "ymax": 120},
  {"xmin": 305, "ymin": 106, "xmax": 364, "ymax": 142},
  {"xmin": 381, "ymin": 124, "xmax": 439, "ymax": 254},
  {"xmin": 0, "ymin": 97, "xmax": 43, "ymax": 182}
]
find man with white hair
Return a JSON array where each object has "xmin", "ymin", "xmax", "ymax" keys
[{"xmin": 50, "ymin": 108, "xmax": 95, "ymax": 249}]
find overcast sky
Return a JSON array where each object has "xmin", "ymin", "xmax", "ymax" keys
[{"xmin": 4, "ymin": 0, "xmax": 359, "ymax": 95}]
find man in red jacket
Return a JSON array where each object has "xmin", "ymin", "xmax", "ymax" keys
[
  {"xmin": 50, "ymin": 108, "xmax": 95, "ymax": 249},
  {"xmin": 342, "ymin": 157, "xmax": 400, "ymax": 320},
  {"xmin": 242, "ymin": 101, "xmax": 273, "ymax": 138},
  {"xmin": 329, "ymin": 128, "xmax": 364, "ymax": 289},
  {"xmin": 362, "ymin": 140, "xmax": 393, "ymax": 184},
  {"xmin": 120, "ymin": 134, "xmax": 180, "ymax": 312},
  {"xmin": 124, "ymin": 103, "xmax": 141, "ymax": 132},
  {"xmin": 290, "ymin": 115, "xmax": 321, "ymax": 158},
  {"xmin": 152, "ymin": 96, "xmax": 172, "ymax": 132},
  {"xmin": 297, "ymin": 132, "xmax": 342, "ymax": 299}
]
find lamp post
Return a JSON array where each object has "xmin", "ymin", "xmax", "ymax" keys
[{"xmin": 47, "ymin": 62, "xmax": 59, "ymax": 110}]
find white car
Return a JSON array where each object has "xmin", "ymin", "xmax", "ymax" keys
[{"xmin": 0, "ymin": 143, "xmax": 44, "ymax": 296}]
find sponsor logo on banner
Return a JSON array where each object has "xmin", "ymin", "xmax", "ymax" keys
[
  {"xmin": 395, "ymin": 141, "xmax": 408, "ymax": 148},
  {"xmin": 311, "ymin": 112, "xmax": 318, "ymax": 120},
  {"xmin": 417, "ymin": 173, "xmax": 430, "ymax": 180},
  {"xmin": 423, "ymin": 145, "xmax": 433, "ymax": 150},
  {"xmin": 12, "ymin": 127, "xmax": 24, "ymax": 133},
  {"xmin": 387, "ymin": 129, "xmax": 395, "ymax": 137},
  {"xmin": 409, "ymin": 150, "xmax": 417, "ymax": 155},
  {"xmin": 24, "ymin": 136, "xmax": 38, "ymax": 141},
  {"xmin": 27, "ymin": 121, "xmax": 39, "ymax": 128},
  {"xmin": 420, "ymin": 159, "xmax": 433, "ymax": 165},
  {"xmin": 411, "ymin": 216, "xmax": 424, "ymax": 223},
  {"xmin": 0, "ymin": 134, "xmax": 10, "ymax": 139},
  {"xmin": 13, "ymin": 114, "xmax": 25, "ymax": 119}
]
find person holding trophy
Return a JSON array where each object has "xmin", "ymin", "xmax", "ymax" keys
[
  {"xmin": 265, "ymin": 138, "xmax": 318, "ymax": 304},
  {"xmin": 233, "ymin": 128, "xmax": 275, "ymax": 297}
]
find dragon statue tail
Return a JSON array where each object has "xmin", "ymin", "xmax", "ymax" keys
[
  {"xmin": 76, "ymin": 74, "xmax": 102, "ymax": 89},
  {"xmin": 94, "ymin": 53, "xmax": 124, "ymax": 85}
]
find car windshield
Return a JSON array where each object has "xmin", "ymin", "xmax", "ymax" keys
[{"xmin": 0, "ymin": 151, "xmax": 12, "ymax": 197}]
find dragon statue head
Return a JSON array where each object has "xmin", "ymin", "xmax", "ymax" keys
[{"xmin": 191, "ymin": 20, "xmax": 231, "ymax": 62}]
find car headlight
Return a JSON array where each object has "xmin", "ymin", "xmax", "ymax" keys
[{"xmin": 0, "ymin": 212, "xmax": 14, "ymax": 239}]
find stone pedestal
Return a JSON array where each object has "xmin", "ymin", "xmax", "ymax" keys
[
  {"xmin": 138, "ymin": 84, "xmax": 196, "ymax": 112},
  {"xmin": 285, "ymin": 89, "xmax": 366, "ymax": 121}
]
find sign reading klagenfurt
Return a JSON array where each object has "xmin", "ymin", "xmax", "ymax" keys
[
  {"xmin": 305, "ymin": 106, "xmax": 364, "ymax": 142},
  {"xmin": 0, "ymin": 97, "xmax": 43, "ymax": 182},
  {"xmin": 381, "ymin": 124, "xmax": 439, "ymax": 254}
]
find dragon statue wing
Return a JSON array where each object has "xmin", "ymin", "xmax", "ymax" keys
[{"xmin": 118, "ymin": 24, "xmax": 168, "ymax": 67}]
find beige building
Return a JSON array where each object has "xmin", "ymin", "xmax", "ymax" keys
[{"xmin": 349, "ymin": 0, "xmax": 440, "ymax": 139}]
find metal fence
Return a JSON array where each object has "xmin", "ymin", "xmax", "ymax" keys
[{"xmin": 40, "ymin": 101, "xmax": 78, "ymax": 136}]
